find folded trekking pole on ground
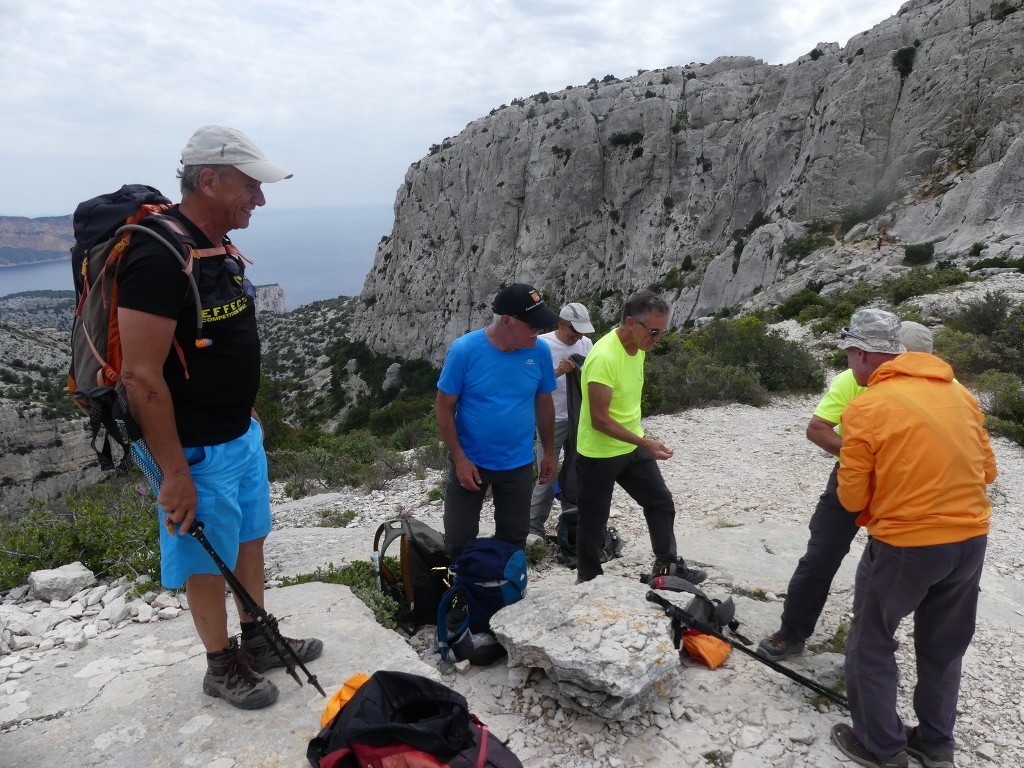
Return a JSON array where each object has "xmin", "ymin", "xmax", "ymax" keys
[
  {"xmin": 127, "ymin": 431, "xmax": 325, "ymax": 696},
  {"xmin": 188, "ymin": 521, "xmax": 326, "ymax": 696},
  {"xmin": 646, "ymin": 590, "xmax": 848, "ymax": 709}
]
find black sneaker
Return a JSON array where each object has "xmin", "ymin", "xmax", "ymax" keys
[
  {"xmin": 906, "ymin": 726, "xmax": 955, "ymax": 768},
  {"xmin": 651, "ymin": 557, "xmax": 707, "ymax": 585},
  {"xmin": 203, "ymin": 637, "xmax": 279, "ymax": 710},
  {"xmin": 242, "ymin": 632, "xmax": 324, "ymax": 673},
  {"xmin": 831, "ymin": 723, "xmax": 909, "ymax": 768},
  {"xmin": 757, "ymin": 630, "xmax": 805, "ymax": 661}
]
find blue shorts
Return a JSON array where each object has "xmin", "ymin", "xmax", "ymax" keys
[{"xmin": 138, "ymin": 418, "xmax": 272, "ymax": 589}]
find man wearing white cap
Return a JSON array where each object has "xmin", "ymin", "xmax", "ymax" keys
[
  {"xmin": 116, "ymin": 126, "xmax": 320, "ymax": 710},
  {"xmin": 528, "ymin": 302, "xmax": 596, "ymax": 536}
]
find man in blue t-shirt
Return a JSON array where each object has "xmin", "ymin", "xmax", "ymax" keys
[{"xmin": 436, "ymin": 283, "xmax": 559, "ymax": 559}]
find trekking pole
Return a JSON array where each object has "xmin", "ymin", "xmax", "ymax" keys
[
  {"xmin": 126, "ymin": 431, "xmax": 325, "ymax": 696},
  {"xmin": 646, "ymin": 590, "xmax": 849, "ymax": 710},
  {"xmin": 188, "ymin": 521, "xmax": 326, "ymax": 696}
]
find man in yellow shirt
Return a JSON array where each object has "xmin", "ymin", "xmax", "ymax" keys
[
  {"xmin": 830, "ymin": 309, "xmax": 996, "ymax": 768},
  {"xmin": 574, "ymin": 291, "xmax": 705, "ymax": 584},
  {"xmin": 758, "ymin": 320, "xmax": 935, "ymax": 661}
]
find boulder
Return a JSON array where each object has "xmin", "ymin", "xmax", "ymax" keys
[
  {"xmin": 27, "ymin": 561, "xmax": 97, "ymax": 602},
  {"xmin": 490, "ymin": 576, "xmax": 678, "ymax": 720}
]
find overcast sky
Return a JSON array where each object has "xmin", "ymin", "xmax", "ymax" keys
[{"xmin": 0, "ymin": 0, "xmax": 906, "ymax": 218}]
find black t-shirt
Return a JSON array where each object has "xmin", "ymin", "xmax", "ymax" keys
[{"xmin": 117, "ymin": 207, "xmax": 261, "ymax": 447}]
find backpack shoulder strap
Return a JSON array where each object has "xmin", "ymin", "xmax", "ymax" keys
[{"xmin": 436, "ymin": 585, "xmax": 467, "ymax": 661}]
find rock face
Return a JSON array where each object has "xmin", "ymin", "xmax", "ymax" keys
[
  {"xmin": 352, "ymin": 0, "xmax": 1024, "ymax": 364},
  {"xmin": 0, "ymin": 215, "xmax": 72, "ymax": 265},
  {"xmin": 255, "ymin": 283, "xmax": 286, "ymax": 313}
]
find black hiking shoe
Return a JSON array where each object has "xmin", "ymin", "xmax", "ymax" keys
[
  {"xmin": 757, "ymin": 630, "xmax": 805, "ymax": 661},
  {"xmin": 831, "ymin": 723, "xmax": 908, "ymax": 768},
  {"xmin": 203, "ymin": 637, "xmax": 279, "ymax": 710},
  {"xmin": 651, "ymin": 557, "xmax": 707, "ymax": 585},
  {"xmin": 242, "ymin": 632, "xmax": 324, "ymax": 673},
  {"xmin": 906, "ymin": 726, "xmax": 955, "ymax": 768}
]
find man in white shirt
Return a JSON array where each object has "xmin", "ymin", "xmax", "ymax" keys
[{"xmin": 529, "ymin": 302, "xmax": 595, "ymax": 536}]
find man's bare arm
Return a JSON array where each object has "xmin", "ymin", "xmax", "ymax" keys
[
  {"xmin": 587, "ymin": 382, "xmax": 672, "ymax": 460},
  {"xmin": 436, "ymin": 390, "xmax": 480, "ymax": 490},
  {"xmin": 806, "ymin": 414, "xmax": 842, "ymax": 456},
  {"xmin": 118, "ymin": 306, "xmax": 196, "ymax": 532}
]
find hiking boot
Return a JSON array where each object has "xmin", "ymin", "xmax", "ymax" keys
[
  {"xmin": 651, "ymin": 557, "xmax": 707, "ymax": 585},
  {"xmin": 906, "ymin": 727, "xmax": 955, "ymax": 768},
  {"xmin": 757, "ymin": 630, "xmax": 805, "ymax": 661},
  {"xmin": 203, "ymin": 637, "xmax": 279, "ymax": 710},
  {"xmin": 242, "ymin": 632, "xmax": 324, "ymax": 673},
  {"xmin": 831, "ymin": 723, "xmax": 909, "ymax": 768}
]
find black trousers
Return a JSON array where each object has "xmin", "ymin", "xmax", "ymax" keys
[
  {"xmin": 575, "ymin": 447, "xmax": 677, "ymax": 581},
  {"xmin": 442, "ymin": 458, "xmax": 533, "ymax": 560}
]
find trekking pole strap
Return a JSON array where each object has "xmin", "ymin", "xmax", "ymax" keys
[{"xmin": 645, "ymin": 591, "xmax": 849, "ymax": 709}]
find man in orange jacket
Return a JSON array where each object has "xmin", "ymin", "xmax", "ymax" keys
[{"xmin": 830, "ymin": 309, "xmax": 997, "ymax": 768}]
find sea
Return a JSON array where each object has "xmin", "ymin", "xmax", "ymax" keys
[{"xmin": 0, "ymin": 205, "xmax": 393, "ymax": 311}]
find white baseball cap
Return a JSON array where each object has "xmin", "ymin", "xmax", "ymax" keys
[
  {"xmin": 181, "ymin": 125, "xmax": 293, "ymax": 183},
  {"xmin": 559, "ymin": 302, "xmax": 595, "ymax": 333}
]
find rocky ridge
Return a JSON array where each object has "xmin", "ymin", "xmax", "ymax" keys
[
  {"xmin": 0, "ymin": 285, "xmax": 286, "ymax": 517},
  {"xmin": 1, "ymin": 396, "xmax": 1022, "ymax": 767},
  {"xmin": 352, "ymin": 0, "xmax": 1024, "ymax": 365}
]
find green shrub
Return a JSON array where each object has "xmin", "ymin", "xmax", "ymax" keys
[
  {"xmin": 946, "ymin": 290, "xmax": 1011, "ymax": 337},
  {"xmin": 902, "ymin": 242, "xmax": 934, "ymax": 265},
  {"xmin": 892, "ymin": 46, "xmax": 916, "ymax": 77},
  {"xmin": 643, "ymin": 317, "xmax": 823, "ymax": 414},
  {"xmin": 0, "ymin": 477, "xmax": 160, "ymax": 590},
  {"xmin": 318, "ymin": 510, "xmax": 357, "ymax": 528},
  {"xmin": 886, "ymin": 267, "xmax": 970, "ymax": 305},
  {"xmin": 778, "ymin": 288, "xmax": 826, "ymax": 320},
  {"xmin": 783, "ymin": 232, "xmax": 833, "ymax": 261},
  {"xmin": 268, "ymin": 429, "xmax": 405, "ymax": 498},
  {"xmin": 975, "ymin": 370, "xmax": 1024, "ymax": 429}
]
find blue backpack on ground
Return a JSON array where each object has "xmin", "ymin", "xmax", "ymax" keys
[{"xmin": 437, "ymin": 539, "xmax": 527, "ymax": 665}]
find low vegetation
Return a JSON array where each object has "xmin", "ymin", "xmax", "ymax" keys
[
  {"xmin": 644, "ymin": 316, "xmax": 824, "ymax": 413},
  {"xmin": 0, "ymin": 477, "xmax": 159, "ymax": 590}
]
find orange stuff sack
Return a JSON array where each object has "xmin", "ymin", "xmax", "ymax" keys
[
  {"xmin": 321, "ymin": 672, "xmax": 371, "ymax": 728},
  {"xmin": 682, "ymin": 630, "xmax": 731, "ymax": 669}
]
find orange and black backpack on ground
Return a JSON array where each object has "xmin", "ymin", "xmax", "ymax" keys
[
  {"xmin": 306, "ymin": 670, "xmax": 523, "ymax": 768},
  {"xmin": 67, "ymin": 184, "xmax": 238, "ymax": 470}
]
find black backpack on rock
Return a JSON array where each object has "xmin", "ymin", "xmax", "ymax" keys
[
  {"xmin": 306, "ymin": 670, "xmax": 523, "ymax": 768},
  {"xmin": 373, "ymin": 516, "xmax": 450, "ymax": 630}
]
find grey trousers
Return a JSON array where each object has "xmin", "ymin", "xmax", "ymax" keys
[
  {"xmin": 845, "ymin": 534, "xmax": 987, "ymax": 760},
  {"xmin": 529, "ymin": 418, "xmax": 571, "ymax": 535}
]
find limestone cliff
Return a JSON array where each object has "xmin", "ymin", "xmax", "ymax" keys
[
  {"xmin": 352, "ymin": 0, "xmax": 1024, "ymax": 364},
  {"xmin": 0, "ymin": 215, "xmax": 73, "ymax": 265}
]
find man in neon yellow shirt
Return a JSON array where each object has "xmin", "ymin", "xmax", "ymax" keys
[
  {"xmin": 574, "ymin": 291, "xmax": 706, "ymax": 584},
  {"xmin": 759, "ymin": 319, "xmax": 935, "ymax": 661}
]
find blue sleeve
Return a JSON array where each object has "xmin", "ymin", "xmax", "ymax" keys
[{"xmin": 437, "ymin": 336, "xmax": 468, "ymax": 395}]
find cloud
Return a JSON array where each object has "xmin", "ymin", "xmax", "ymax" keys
[{"xmin": 0, "ymin": 0, "xmax": 905, "ymax": 216}]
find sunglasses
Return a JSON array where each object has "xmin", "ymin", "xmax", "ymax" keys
[{"xmin": 636, "ymin": 319, "xmax": 666, "ymax": 339}]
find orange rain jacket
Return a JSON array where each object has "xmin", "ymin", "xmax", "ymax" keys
[{"xmin": 838, "ymin": 352, "xmax": 997, "ymax": 547}]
